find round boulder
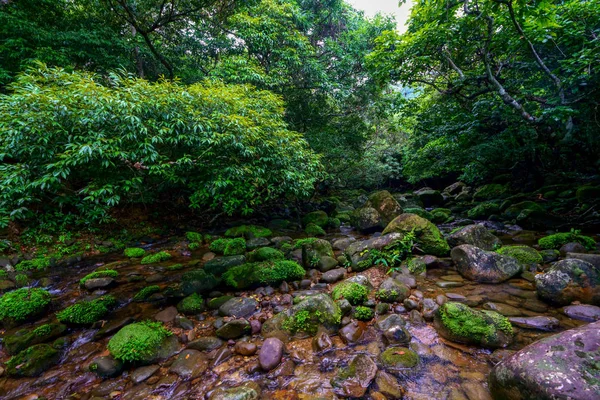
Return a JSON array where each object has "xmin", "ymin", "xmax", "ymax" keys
[{"xmin": 451, "ymin": 244, "xmax": 522, "ymax": 283}]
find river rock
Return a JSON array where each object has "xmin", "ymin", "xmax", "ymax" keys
[
  {"xmin": 375, "ymin": 370, "xmax": 404, "ymax": 398},
  {"xmin": 415, "ymin": 188, "xmax": 443, "ymax": 207},
  {"xmin": 331, "ymin": 354, "xmax": 378, "ymax": 398},
  {"xmin": 218, "ymin": 297, "xmax": 258, "ymax": 318},
  {"xmin": 131, "ymin": 365, "xmax": 160, "ymax": 384},
  {"xmin": 339, "ymin": 320, "xmax": 365, "ymax": 344},
  {"xmin": 4, "ymin": 323, "xmax": 67, "ymax": 355},
  {"xmin": 169, "ymin": 349, "xmax": 208, "ymax": 379},
  {"xmin": 215, "ymin": 319, "xmax": 251, "ymax": 339},
  {"xmin": 321, "ymin": 267, "xmax": 346, "ymax": 283},
  {"xmin": 382, "ymin": 213, "xmax": 450, "ymax": 256},
  {"xmin": 377, "ymin": 278, "xmax": 410, "ymax": 303},
  {"xmin": 559, "ymin": 242, "xmax": 586, "ymax": 255},
  {"xmin": 566, "ymin": 253, "xmax": 600, "ymax": 269},
  {"xmin": 508, "ymin": 316, "xmax": 559, "ymax": 331},
  {"xmin": 203, "ymin": 255, "xmax": 246, "ymax": 276},
  {"xmin": 489, "ymin": 320, "xmax": 600, "ymax": 400},
  {"xmin": 483, "ymin": 302, "xmax": 522, "ymax": 317},
  {"xmin": 84, "ymin": 277, "xmax": 115, "ymax": 290},
  {"xmin": 154, "ymin": 306, "xmax": 178, "ymax": 323},
  {"xmin": 187, "ymin": 336, "xmax": 224, "ymax": 351},
  {"xmin": 209, "ymin": 382, "xmax": 261, "ymax": 400},
  {"xmin": 234, "ymin": 341, "xmax": 257, "ymax": 356},
  {"xmin": 299, "ymin": 239, "xmax": 335, "ymax": 269},
  {"xmin": 376, "ymin": 314, "xmax": 411, "ymax": 345},
  {"xmin": 535, "ymin": 258, "xmax": 600, "ymax": 306},
  {"xmin": 563, "ymin": 304, "xmax": 600, "ymax": 322},
  {"xmin": 317, "ymin": 256, "xmax": 339, "ymax": 272},
  {"xmin": 380, "ymin": 347, "xmax": 420, "ymax": 373},
  {"xmin": 448, "ymin": 224, "xmax": 502, "ymax": 251},
  {"xmin": 434, "ymin": 302, "xmax": 513, "ymax": 348},
  {"xmin": 344, "ymin": 233, "xmax": 404, "ymax": 270},
  {"xmin": 90, "ymin": 356, "xmax": 123, "ymax": 378},
  {"xmin": 6, "ymin": 344, "xmax": 61, "ymax": 377},
  {"xmin": 246, "ymin": 237, "xmax": 270, "ymax": 250},
  {"xmin": 259, "ymin": 337, "xmax": 284, "ymax": 371},
  {"xmin": 451, "ymin": 244, "xmax": 522, "ymax": 283}
]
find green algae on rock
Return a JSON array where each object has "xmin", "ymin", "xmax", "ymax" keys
[
  {"xmin": 6, "ymin": 343, "xmax": 61, "ymax": 377},
  {"xmin": 497, "ymin": 245, "xmax": 542, "ymax": 265},
  {"xmin": 177, "ymin": 293, "xmax": 205, "ymax": 314}
]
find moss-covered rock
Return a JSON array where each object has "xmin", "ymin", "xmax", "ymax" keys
[
  {"xmin": 225, "ymin": 225, "xmax": 272, "ymax": 239},
  {"xmin": 497, "ymin": 245, "xmax": 542, "ymax": 265},
  {"xmin": 447, "ymin": 224, "xmax": 502, "ymax": 251},
  {"xmin": 265, "ymin": 293, "xmax": 342, "ymax": 335},
  {"xmin": 247, "ymin": 247, "xmax": 285, "ymax": 262},
  {"xmin": 473, "ymin": 184, "xmax": 508, "ymax": 200},
  {"xmin": 382, "ymin": 213, "xmax": 450, "ymax": 256},
  {"xmin": 15, "ymin": 257, "xmax": 52, "ymax": 272},
  {"xmin": 141, "ymin": 251, "xmax": 172, "ymax": 265},
  {"xmin": 223, "ymin": 261, "xmax": 305, "ymax": 289},
  {"xmin": 80, "ymin": 269, "xmax": 118, "ymax": 287},
  {"xmin": 6, "ymin": 344, "xmax": 61, "ymax": 377},
  {"xmin": 502, "ymin": 201, "xmax": 544, "ymax": 219},
  {"xmin": 181, "ymin": 269, "xmax": 220, "ymax": 295},
  {"xmin": 376, "ymin": 278, "xmax": 410, "ymax": 303},
  {"xmin": 56, "ymin": 295, "xmax": 117, "ymax": 325},
  {"xmin": 353, "ymin": 306, "xmax": 374, "ymax": 321},
  {"xmin": 4, "ymin": 323, "xmax": 67, "ymax": 355},
  {"xmin": 177, "ymin": 293, "xmax": 205, "ymax": 314},
  {"xmin": 403, "ymin": 207, "xmax": 433, "ymax": 221},
  {"xmin": 209, "ymin": 238, "xmax": 246, "ymax": 256},
  {"xmin": 451, "ymin": 244, "xmax": 522, "ymax": 283},
  {"xmin": 107, "ymin": 321, "xmax": 172, "ymax": 363},
  {"xmin": 434, "ymin": 302, "xmax": 513, "ymax": 348},
  {"xmin": 331, "ymin": 353, "xmax": 377, "ymax": 398},
  {"xmin": 535, "ymin": 259, "xmax": 600, "ymax": 306},
  {"xmin": 430, "ymin": 208, "xmax": 452, "ymax": 223},
  {"xmin": 302, "ymin": 211, "xmax": 329, "ymax": 228},
  {"xmin": 124, "ymin": 247, "xmax": 146, "ymax": 258},
  {"xmin": 576, "ymin": 185, "xmax": 600, "ymax": 204},
  {"xmin": 132, "ymin": 286, "xmax": 160, "ymax": 302},
  {"xmin": 367, "ymin": 190, "xmax": 403, "ymax": 224},
  {"xmin": 296, "ymin": 238, "xmax": 335, "ymax": 268},
  {"xmin": 467, "ymin": 202, "xmax": 500, "ymax": 219},
  {"xmin": 538, "ymin": 231, "xmax": 596, "ymax": 250},
  {"xmin": 332, "ymin": 281, "xmax": 368, "ymax": 305},
  {"xmin": 305, "ymin": 223, "xmax": 326, "ymax": 236},
  {"xmin": 0, "ymin": 288, "xmax": 51, "ymax": 325},
  {"xmin": 380, "ymin": 347, "xmax": 420, "ymax": 372},
  {"xmin": 203, "ymin": 255, "xmax": 246, "ymax": 276}
]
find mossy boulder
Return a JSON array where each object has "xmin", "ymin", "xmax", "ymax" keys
[
  {"xmin": 247, "ymin": 247, "xmax": 284, "ymax": 262},
  {"xmin": 0, "ymin": 287, "xmax": 51, "ymax": 325},
  {"xmin": 344, "ymin": 233, "xmax": 404, "ymax": 270},
  {"xmin": 351, "ymin": 206, "xmax": 383, "ymax": 232},
  {"xmin": 538, "ymin": 231, "xmax": 596, "ymax": 251},
  {"xmin": 451, "ymin": 244, "xmax": 522, "ymax": 283},
  {"xmin": 296, "ymin": 238, "xmax": 335, "ymax": 268},
  {"xmin": 224, "ymin": 225, "xmax": 272, "ymax": 239},
  {"xmin": 263, "ymin": 293, "xmax": 342, "ymax": 336},
  {"xmin": 177, "ymin": 293, "xmax": 205, "ymax": 314},
  {"xmin": 124, "ymin": 248, "xmax": 146, "ymax": 258},
  {"xmin": 502, "ymin": 201, "xmax": 544, "ymax": 219},
  {"xmin": 434, "ymin": 302, "xmax": 513, "ymax": 348},
  {"xmin": 107, "ymin": 321, "xmax": 172, "ymax": 364},
  {"xmin": 403, "ymin": 207, "xmax": 433, "ymax": 221},
  {"xmin": 382, "ymin": 213, "xmax": 450, "ymax": 256},
  {"xmin": 305, "ymin": 223, "xmax": 326, "ymax": 236},
  {"xmin": 535, "ymin": 259, "xmax": 600, "ymax": 306},
  {"xmin": 497, "ymin": 245, "xmax": 542, "ymax": 265},
  {"xmin": 332, "ymin": 281, "xmax": 368, "ymax": 305},
  {"xmin": 489, "ymin": 320, "xmax": 600, "ymax": 400},
  {"xmin": 140, "ymin": 251, "xmax": 172, "ymax": 265},
  {"xmin": 430, "ymin": 208, "xmax": 452, "ymax": 223},
  {"xmin": 414, "ymin": 188, "xmax": 444, "ymax": 207},
  {"xmin": 576, "ymin": 185, "xmax": 600, "ymax": 204},
  {"xmin": 4, "ymin": 323, "xmax": 67, "ymax": 355},
  {"xmin": 380, "ymin": 347, "xmax": 420, "ymax": 373},
  {"xmin": 203, "ymin": 255, "xmax": 246, "ymax": 276},
  {"xmin": 376, "ymin": 278, "xmax": 410, "ymax": 303},
  {"xmin": 467, "ymin": 202, "xmax": 500, "ymax": 219},
  {"xmin": 209, "ymin": 238, "xmax": 247, "ymax": 256},
  {"xmin": 6, "ymin": 344, "xmax": 61, "ymax": 377},
  {"xmin": 473, "ymin": 184, "xmax": 508, "ymax": 200},
  {"xmin": 56, "ymin": 295, "xmax": 117, "ymax": 325},
  {"xmin": 181, "ymin": 269, "xmax": 220, "ymax": 295},
  {"xmin": 447, "ymin": 224, "xmax": 501, "ymax": 251},
  {"xmin": 351, "ymin": 190, "xmax": 403, "ymax": 232},
  {"xmin": 222, "ymin": 261, "xmax": 305, "ymax": 289},
  {"xmin": 79, "ymin": 269, "xmax": 118, "ymax": 287},
  {"xmin": 302, "ymin": 211, "xmax": 329, "ymax": 228}
]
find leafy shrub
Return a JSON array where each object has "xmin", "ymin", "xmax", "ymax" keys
[
  {"xmin": 132, "ymin": 286, "xmax": 160, "ymax": 302},
  {"xmin": 124, "ymin": 248, "xmax": 146, "ymax": 258},
  {"xmin": 107, "ymin": 321, "xmax": 172, "ymax": 363},
  {"xmin": 366, "ymin": 230, "xmax": 416, "ymax": 273},
  {"xmin": 0, "ymin": 65, "xmax": 322, "ymax": 226},
  {"xmin": 0, "ymin": 288, "xmax": 51, "ymax": 323},
  {"xmin": 56, "ymin": 296, "xmax": 117, "ymax": 325},
  {"xmin": 332, "ymin": 282, "xmax": 368, "ymax": 306},
  {"xmin": 140, "ymin": 251, "xmax": 172, "ymax": 265},
  {"xmin": 80, "ymin": 269, "xmax": 118, "ymax": 286}
]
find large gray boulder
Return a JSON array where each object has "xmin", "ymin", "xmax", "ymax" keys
[
  {"xmin": 451, "ymin": 244, "xmax": 522, "ymax": 283},
  {"xmin": 535, "ymin": 258, "xmax": 600, "ymax": 306},
  {"xmin": 351, "ymin": 190, "xmax": 403, "ymax": 232},
  {"xmin": 345, "ymin": 233, "xmax": 404, "ymax": 271},
  {"xmin": 489, "ymin": 321, "xmax": 600, "ymax": 400},
  {"xmin": 447, "ymin": 224, "xmax": 502, "ymax": 251}
]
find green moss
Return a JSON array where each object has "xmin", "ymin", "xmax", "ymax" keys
[
  {"xmin": 280, "ymin": 243, "xmax": 293, "ymax": 253},
  {"xmin": 332, "ymin": 282, "xmax": 368, "ymax": 305},
  {"xmin": 224, "ymin": 225, "xmax": 272, "ymax": 239},
  {"xmin": 6, "ymin": 344, "xmax": 60, "ymax": 377},
  {"xmin": 538, "ymin": 231, "xmax": 596, "ymax": 250},
  {"xmin": 293, "ymin": 237, "xmax": 319, "ymax": 249},
  {"xmin": 503, "ymin": 201, "xmax": 544, "ymax": 219},
  {"xmin": 467, "ymin": 202, "xmax": 500, "ymax": 219},
  {"xmin": 124, "ymin": 248, "xmax": 146, "ymax": 258},
  {"xmin": 107, "ymin": 321, "xmax": 172, "ymax": 363},
  {"xmin": 181, "ymin": 269, "xmax": 220, "ymax": 295},
  {"xmin": 327, "ymin": 217, "xmax": 341, "ymax": 229},
  {"xmin": 247, "ymin": 247, "xmax": 285, "ymax": 262},
  {"xmin": 224, "ymin": 237, "xmax": 246, "ymax": 256},
  {"xmin": 133, "ymin": 285, "xmax": 160, "ymax": 302},
  {"xmin": 177, "ymin": 293, "xmax": 205, "ymax": 314},
  {"xmin": 305, "ymin": 223, "xmax": 326, "ymax": 236},
  {"xmin": 0, "ymin": 269, "xmax": 7, "ymax": 279},
  {"xmin": 140, "ymin": 251, "xmax": 172, "ymax": 265},
  {"xmin": 438, "ymin": 302, "xmax": 512, "ymax": 344},
  {"xmin": 166, "ymin": 263, "xmax": 184, "ymax": 271},
  {"xmin": 223, "ymin": 260, "xmax": 305, "ymax": 289},
  {"xmin": 15, "ymin": 257, "xmax": 52, "ymax": 272},
  {"xmin": 80, "ymin": 269, "xmax": 118, "ymax": 286},
  {"xmin": 473, "ymin": 184, "xmax": 508, "ymax": 200},
  {"xmin": 282, "ymin": 307, "xmax": 340, "ymax": 335},
  {"xmin": 33, "ymin": 324, "xmax": 52, "ymax": 337},
  {"xmin": 380, "ymin": 347, "xmax": 419, "ymax": 369},
  {"xmin": 382, "ymin": 213, "xmax": 450, "ymax": 256},
  {"xmin": 353, "ymin": 306, "xmax": 374, "ymax": 321},
  {"xmin": 376, "ymin": 289, "xmax": 398, "ymax": 303},
  {"xmin": 497, "ymin": 245, "xmax": 542, "ymax": 264},
  {"xmin": 56, "ymin": 296, "xmax": 117, "ymax": 325},
  {"xmin": 0, "ymin": 288, "xmax": 51, "ymax": 323},
  {"xmin": 15, "ymin": 273, "xmax": 29, "ymax": 287},
  {"xmin": 185, "ymin": 231, "xmax": 204, "ymax": 243},
  {"xmin": 188, "ymin": 242, "xmax": 200, "ymax": 250},
  {"xmin": 407, "ymin": 258, "xmax": 426, "ymax": 274},
  {"xmin": 431, "ymin": 208, "xmax": 452, "ymax": 223},
  {"xmin": 302, "ymin": 211, "xmax": 328, "ymax": 227}
]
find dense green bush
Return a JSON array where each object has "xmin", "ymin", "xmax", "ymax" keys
[{"xmin": 0, "ymin": 65, "xmax": 323, "ymax": 226}]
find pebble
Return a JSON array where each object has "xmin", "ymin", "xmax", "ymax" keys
[
  {"xmin": 234, "ymin": 341, "xmax": 257, "ymax": 356},
  {"xmin": 436, "ymin": 281, "xmax": 464, "ymax": 288},
  {"xmin": 259, "ymin": 337, "xmax": 284, "ymax": 371}
]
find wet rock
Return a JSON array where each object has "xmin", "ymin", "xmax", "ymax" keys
[
  {"xmin": 246, "ymin": 237, "xmax": 270, "ymax": 250},
  {"xmin": 394, "ymin": 274, "xmax": 417, "ymax": 288},
  {"xmin": 169, "ymin": 349, "xmax": 208, "ymax": 379},
  {"xmin": 380, "ymin": 347, "xmax": 420, "ymax": 373},
  {"xmin": 204, "ymin": 255, "xmax": 247, "ymax": 276},
  {"xmin": 462, "ymin": 382, "xmax": 492, "ymax": 400},
  {"xmin": 540, "ymin": 249, "xmax": 560, "ymax": 263},
  {"xmin": 312, "ymin": 330, "xmax": 333, "ymax": 352},
  {"xmin": 508, "ymin": 316, "xmax": 559, "ymax": 331},
  {"xmin": 383, "ymin": 213, "xmax": 450, "ymax": 256},
  {"xmin": 375, "ymin": 370, "xmax": 404, "ymax": 398},
  {"xmin": 339, "ymin": 321, "xmax": 365, "ymax": 344},
  {"xmin": 434, "ymin": 302, "xmax": 513, "ymax": 348},
  {"xmin": 483, "ymin": 302, "xmax": 522, "ymax": 317},
  {"xmin": 218, "ymin": 297, "xmax": 258, "ymax": 318},
  {"xmin": 377, "ymin": 278, "xmax": 410, "ymax": 303},
  {"xmin": 94, "ymin": 317, "xmax": 135, "ymax": 340},
  {"xmin": 90, "ymin": 356, "xmax": 123, "ymax": 378},
  {"xmin": 259, "ymin": 337, "xmax": 284, "ymax": 371},
  {"xmin": 331, "ymin": 353, "xmax": 378, "ymax": 398},
  {"xmin": 208, "ymin": 295, "xmax": 234, "ymax": 310},
  {"xmin": 250, "ymin": 319, "xmax": 262, "ymax": 334},
  {"xmin": 422, "ymin": 298, "xmax": 439, "ymax": 321},
  {"xmin": 212, "ymin": 347, "xmax": 233, "ymax": 367},
  {"xmin": 299, "ymin": 239, "xmax": 335, "ymax": 269},
  {"xmin": 84, "ymin": 277, "xmax": 115, "ymax": 290},
  {"xmin": 566, "ymin": 253, "xmax": 600, "ymax": 269},
  {"xmin": 559, "ymin": 242, "xmax": 586, "ymax": 255},
  {"xmin": 436, "ymin": 281, "xmax": 465, "ymax": 288},
  {"xmin": 337, "ymin": 298, "xmax": 352, "ymax": 315},
  {"xmin": 563, "ymin": 304, "xmax": 600, "ymax": 322},
  {"xmin": 321, "ymin": 267, "xmax": 346, "ymax": 283},
  {"xmin": 215, "ymin": 319, "xmax": 251, "ymax": 339},
  {"xmin": 451, "ymin": 244, "xmax": 522, "ymax": 283},
  {"xmin": 154, "ymin": 306, "xmax": 178, "ymax": 323},
  {"xmin": 345, "ymin": 233, "xmax": 404, "ymax": 270},
  {"xmin": 175, "ymin": 315, "xmax": 194, "ymax": 330},
  {"xmin": 489, "ymin": 320, "xmax": 600, "ymax": 400},
  {"xmin": 187, "ymin": 336, "xmax": 224, "ymax": 351},
  {"xmin": 332, "ymin": 237, "xmax": 356, "ymax": 251},
  {"xmin": 376, "ymin": 314, "xmax": 411, "ymax": 345},
  {"xmin": 409, "ymin": 310, "xmax": 425, "ymax": 325},
  {"xmin": 209, "ymin": 382, "xmax": 261, "ymax": 400},
  {"xmin": 4, "ymin": 323, "xmax": 67, "ymax": 355},
  {"xmin": 131, "ymin": 365, "xmax": 159, "ymax": 384},
  {"xmin": 403, "ymin": 298, "xmax": 419, "ymax": 310},
  {"xmin": 376, "ymin": 303, "xmax": 389, "ymax": 315},
  {"xmin": 448, "ymin": 224, "xmax": 502, "ymax": 251},
  {"xmin": 317, "ymin": 256, "xmax": 339, "ymax": 272},
  {"xmin": 234, "ymin": 341, "xmax": 257, "ymax": 356},
  {"xmin": 6, "ymin": 344, "xmax": 61, "ymax": 377},
  {"xmin": 535, "ymin": 258, "xmax": 600, "ymax": 306}
]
